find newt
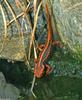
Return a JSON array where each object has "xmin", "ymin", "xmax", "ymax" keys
[{"xmin": 34, "ymin": 4, "xmax": 60, "ymax": 78}]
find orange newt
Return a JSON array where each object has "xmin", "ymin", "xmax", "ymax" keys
[{"xmin": 34, "ymin": 4, "xmax": 60, "ymax": 78}]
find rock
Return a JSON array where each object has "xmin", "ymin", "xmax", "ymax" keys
[
  {"xmin": 0, "ymin": 72, "xmax": 20, "ymax": 100},
  {"xmin": 0, "ymin": 0, "xmax": 82, "ymax": 61},
  {"xmin": 43, "ymin": 0, "xmax": 82, "ymax": 59},
  {"xmin": 0, "ymin": 0, "xmax": 31, "ymax": 61},
  {"xmin": 5, "ymin": 84, "xmax": 20, "ymax": 100}
]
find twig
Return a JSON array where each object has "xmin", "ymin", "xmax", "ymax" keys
[
  {"xmin": 30, "ymin": 43, "xmax": 37, "ymax": 98},
  {"xmin": 20, "ymin": 16, "xmax": 31, "ymax": 70},
  {"xmin": 28, "ymin": 1, "xmax": 42, "ymax": 60},
  {"xmin": 34, "ymin": 0, "xmax": 37, "ymax": 15},
  {"xmin": 30, "ymin": 75, "xmax": 36, "ymax": 98},
  {"xmin": 30, "ymin": 1, "xmax": 42, "ymax": 96},
  {"xmin": 0, "ymin": 4, "xmax": 7, "ymax": 38},
  {"xmin": 0, "ymin": 4, "xmax": 8, "ymax": 54},
  {"xmin": 4, "ymin": 0, "xmax": 21, "ymax": 32},
  {"xmin": 7, "ymin": 8, "xmax": 31, "ymax": 27}
]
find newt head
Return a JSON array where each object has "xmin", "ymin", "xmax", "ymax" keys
[{"xmin": 34, "ymin": 59, "xmax": 45, "ymax": 78}]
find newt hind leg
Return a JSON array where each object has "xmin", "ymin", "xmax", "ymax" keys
[
  {"xmin": 45, "ymin": 64, "xmax": 54, "ymax": 76},
  {"xmin": 37, "ymin": 44, "xmax": 45, "ymax": 51}
]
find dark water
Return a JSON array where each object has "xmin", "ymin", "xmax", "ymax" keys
[
  {"xmin": 0, "ymin": 56, "xmax": 82, "ymax": 100},
  {"xmin": 31, "ymin": 76, "xmax": 82, "ymax": 100},
  {"xmin": 0, "ymin": 47, "xmax": 82, "ymax": 100}
]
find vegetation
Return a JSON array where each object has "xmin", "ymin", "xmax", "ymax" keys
[{"xmin": 0, "ymin": 0, "xmax": 82, "ymax": 100}]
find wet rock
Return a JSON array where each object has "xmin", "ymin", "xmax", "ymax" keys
[{"xmin": 0, "ymin": 72, "xmax": 20, "ymax": 100}]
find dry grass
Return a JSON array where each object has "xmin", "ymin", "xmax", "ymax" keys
[{"xmin": 0, "ymin": 0, "xmax": 43, "ymax": 98}]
